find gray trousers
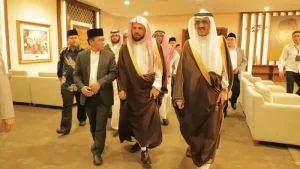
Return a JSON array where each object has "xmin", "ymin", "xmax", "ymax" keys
[
  {"xmin": 60, "ymin": 89, "xmax": 86, "ymax": 131},
  {"xmin": 84, "ymin": 94, "xmax": 110, "ymax": 156}
]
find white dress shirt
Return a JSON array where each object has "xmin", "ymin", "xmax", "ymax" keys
[
  {"xmin": 278, "ymin": 44, "xmax": 300, "ymax": 73},
  {"xmin": 133, "ymin": 42, "xmax": 162, "ymax": 90},
  {"xmin": 89, "ymin": 51, "xmax": 100, "ymax": 85},
  {"xmin": 229, "ymin": 48, "xmax": 238, "ymax": 70}
]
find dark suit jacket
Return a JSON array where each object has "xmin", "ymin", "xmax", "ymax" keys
[{"xmin": 73, "ymin": 49, "xmax": 118, "ymax": 106}]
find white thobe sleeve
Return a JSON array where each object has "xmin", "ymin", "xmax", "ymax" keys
[
  {"xmin": 152, "ymin": 59, "xmax": 162, "ymax": 90},
  {"xmin": 172, "ymin": 52, "xmax": 180, "ymax": 75},
  {"xmin": 221, "ymin": 68, "xmax": 229, "ymax": 89}
]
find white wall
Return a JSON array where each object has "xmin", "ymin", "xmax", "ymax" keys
[
  {"xmin": 7, "ymin": 0, "xmax": 58, "ymax": 76},
  {"xmin": 106, "ymin": 13, "xmax": 241, "ymax": 46}
]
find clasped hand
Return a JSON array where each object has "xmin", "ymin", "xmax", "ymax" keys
[{"xmin": 81, "ymin": 82, "xmax": 101, "ymax": 97}]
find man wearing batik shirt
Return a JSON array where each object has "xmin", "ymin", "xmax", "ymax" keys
[{"xmin": 56, "ymin": 29, "xmax": 87, "ymax": 135}]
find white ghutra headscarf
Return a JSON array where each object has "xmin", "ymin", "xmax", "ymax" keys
[{"xmin": 188, "ymin": 9, "xmax": 223, "ymax": 76}]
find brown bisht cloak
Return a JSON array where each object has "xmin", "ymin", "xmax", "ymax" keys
[
  {"xmin": 117, "ymin": 41, "xmax": 167, "ymax": 148},
  {"xmin": 104, "ymin": 43, "xmax": 114, "ymax": 54},
  {"xmin": 172, "ymin": 36, "xmax": 233, "ymax": 167}
]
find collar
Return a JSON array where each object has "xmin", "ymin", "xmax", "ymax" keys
[
  {"xmin": 90, "ymin": 49, "xmax": 102, "ymax": 55},
  {"xmin": 228, "ymin": 46, "xmax": 236, "ymax": 50},
  {"xmin": 91, "ymin": 51, "xmax": 100, "ymax": 55}
]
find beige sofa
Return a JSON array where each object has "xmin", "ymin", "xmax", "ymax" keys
[
  {"xmin": 240, "ymin": 73, "xmax": 285, "ymax": 110},
  {"xmin": 247, "ymin": 84, "xmax": 300, "ymax": 145},
  {"xmin": 8, "ymin": 70, "xmax": 32, "ymax": 104},
  {"xmin": 245, "ymin": 82, "xmax": 300, "ymax": 146},
  {"xmin": 29, "ymin": 72, "xmax": 64, "ymax": 107},
  {"xmin": 8, "ymin": 70, "xmax": 77, "ymax": 107}
]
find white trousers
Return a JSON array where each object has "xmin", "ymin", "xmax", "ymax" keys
[
  {"xmin": 159, "ymin": 79, "xmax": 172, "ymax": 119},
  {"xmin": 111, "ymin": 80, "xmax": 120, "ymax": 130}
]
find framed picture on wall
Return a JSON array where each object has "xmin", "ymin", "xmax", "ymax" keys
[
  {"xmin": 16, "ymin": 20, "xmax": 52, "ymax": 64},
  {"xmin": 70, "ymin": 20, "xmax": 93, "ymax": 49}
]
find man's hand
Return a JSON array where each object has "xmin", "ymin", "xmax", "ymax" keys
[
  {"xmin": 217, "ymin": 90, "xmax": 228, "ymax": 105},
  {"xmin": 176, "ymin": 100, "xmax": 184, "ymax": 109},
  {"xmin": 90, "ymin": 82, "xmax": 101, "ymax": 94},
  {"xmin": 81, "ymin": 86, "xmax": 94, "ymax": 97},
  {"xmin": 233, "ymin": 68, "xmax": 239, "ymax": 74},
  {"xmin": 2, "ymin": 117, "xmax": 15, "ymax": 132},
  {"xmin": 118, "ymin": 91, "xmax": 127, "ymax": 100},
  {"xmin": 279, "ymin": 72, "xmax": 284, "ymax": 78},
  {"xmin": 150, "ymin": 87, "xmax": 160, "ymax": 99}
]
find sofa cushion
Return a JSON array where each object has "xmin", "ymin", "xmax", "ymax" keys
[
  {"xmin": 243, "ymin": 72, "xmax": 252, "ymax": 79},
  {"xmin": 255, "ymin": 82, "xmax": 273, "ymax": 103},
  {"xmin": 242, "ymin": 78, "xmax": 254, "ymax": 87},
  {"xmin": 38, "ymin": 72, "xmax": 57, "ymax": 77},
  {"xmin": 8, "ymin": 70, "xmax": 28, "ymax": 76},
  {"xmin": 249, "ymin": 77, "xmax": 262, "ymax": 84}
]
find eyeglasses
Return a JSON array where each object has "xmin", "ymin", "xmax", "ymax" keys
[{"xmin": 98, "ymin": 38, "xmax": 106, "ymax": 43}]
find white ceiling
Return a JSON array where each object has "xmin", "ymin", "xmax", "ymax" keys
[{"xmin": 79, "ymin": 0, "xmax": 300, "ymax": 17}]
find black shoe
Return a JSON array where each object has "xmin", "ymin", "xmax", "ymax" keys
[
  {"xmin": 93, "ymin": 155, "xmax": 103, "ymax": 165},
  {"xmin": 130, "ymin": 142, "xmax": 141, "ymax": 153},
  {"xmin": 229, "ymin": 98, "xmax": 237, "ymax": 110},
  {"xmin": 231, "ymin": 103, "xmax": 237, "ymax": 110},
  {"xmin": 141, "ymin": 149, "xmax": 152, "ymax": 164},
  {"xmin": 56, "ymin": 128, "xmax": 70, "ymax": 135},
  {"xmin": 79, "ymin": 121, "xmax": 86, "ymax": 126},
  {"xmin": 162, "ymin": 119, "xmax": 169, "ymax": 126}
]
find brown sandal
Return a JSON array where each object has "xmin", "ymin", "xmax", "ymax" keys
[{"xmin": 186, "ymin": 147, "xmax": 192, "ymax": 158}]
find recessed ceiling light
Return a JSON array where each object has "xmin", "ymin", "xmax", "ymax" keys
[
  {"xmin": 264, "ymin": 6, "xmax": 270, "ymax": 11},
  {"xmin": 144, "ymin": 12, "xmax": 149, "ymax": 16},
  {"xmin": 124, "ymin": 1, "xmax": 130, "ymax": 5}
]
